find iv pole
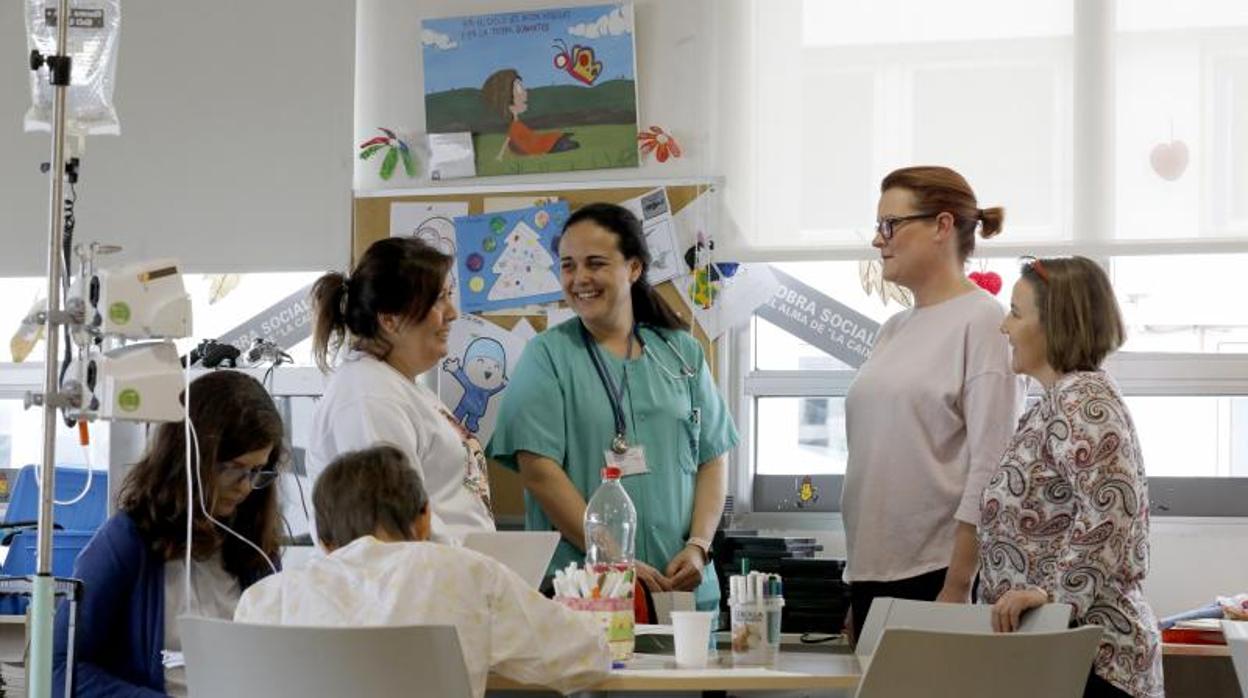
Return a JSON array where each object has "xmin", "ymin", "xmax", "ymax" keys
[{"xmin": 29, "ymin": 0, "xmax": 73, "ymax": 695}]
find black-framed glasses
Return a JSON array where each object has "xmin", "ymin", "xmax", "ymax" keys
[
  {"xmin": 875, "ymin": 212, "xmax": 941, "ymax": 241},
  {"xmin": 217, "ymin": 460, "xmax": 279, "ymax": 489}
]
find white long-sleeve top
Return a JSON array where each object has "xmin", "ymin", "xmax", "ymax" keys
[
  {"xmin": 307, "ymin": 353, "xmax": 494, "ymax": 543},
  {"xmin": 234, "ymin": 537, "xmax": 611, "ymax": 698},
  {"xmin": 842, "ymin": 289, "xmax": 1022, "ymax": 582}
]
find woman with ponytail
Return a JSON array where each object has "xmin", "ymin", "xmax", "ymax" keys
[
  {"xmin": 307, "ymin": 237, "xmax": 494, "ymax": 545},
  {"xmin": 488, "ymin": 203, "xmax": 738, "ymax": 611},
  {"xmin": 841, "ymin": 166, "xmax": 1023, "ymax": 641}
]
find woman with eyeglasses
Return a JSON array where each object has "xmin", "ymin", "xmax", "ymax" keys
[
  {"xmin": 487, "ymin": 203, "xmax": 738, "ymax": 612},
  {"xmin": 53, "ymin": 370, "xmax": 286, "ymax": 697},
  {"xmin": 982, "ymin": 257, "xmax": 1162, "ymax": 698},
  {"xmin": 308, "ymin": 237, "xmax": 495, "ymax": 544},
  {"xmin": 842, "ymin": 166, "xmax": 1023, "ymax": 641}
]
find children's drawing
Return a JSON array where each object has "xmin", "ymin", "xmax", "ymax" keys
[
  {"xmin": 391, "ymin": 202, "xmax": 470, "ymax": 310},
  {"xmin": 445, "ymin": 337, "xmax": 508, "ymax": 433},
  {"xmin": 619, "ymin": 188, "xmax": 681, "ymax": 285},
  {"xmin": 455, "ymin": 203, "xmax": 570, "ymax": 313},
  {"xmin": 438, "ymin": 315, "xmax": 527, "ymax": 443},
  {"xmin": 422, "ymin": 4, "xmax": 639, "ymax": 177}
]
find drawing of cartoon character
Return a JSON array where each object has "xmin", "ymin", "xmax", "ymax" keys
[
  {"xmin": 795, "ymin": 475, "xmax": 820, "ymax": 509},
  {"xmin": 443, "ymin": 336, "xmax": 509, "ymax": 433},
  {"xmin": 480, "ymin": 69, "xmax": 580, "ymax": 160}
]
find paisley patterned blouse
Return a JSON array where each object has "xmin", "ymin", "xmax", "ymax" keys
[{"xmin": 978, "ymin": 371, "xmax": 1163, "ymax": 698}]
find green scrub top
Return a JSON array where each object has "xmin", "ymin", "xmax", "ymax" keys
[{"xmin": 487, "ymin": 319, "xmax": 739, "ymax": 611}]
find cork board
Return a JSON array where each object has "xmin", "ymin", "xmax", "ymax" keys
[
  {"xmin": 352, "ymin": 184, "xmax": 718, "ymax": 520},
  {"xmin": 352, "ymin": 184, "xmax": 716, "ymax": 343}
]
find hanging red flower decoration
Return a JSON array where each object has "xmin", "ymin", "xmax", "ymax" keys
[{"xmin": 637, "ymin": 126, "xmax": 682, "ymax": 163}]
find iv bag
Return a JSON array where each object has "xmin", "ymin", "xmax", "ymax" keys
[{"xmin": 24, "ymin": 0, "xmax": 122, "ymax": 136}]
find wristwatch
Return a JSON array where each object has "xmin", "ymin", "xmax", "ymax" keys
[{"xmin": 685, "ymin": 536, "xmax": 712, "ymax": 563}]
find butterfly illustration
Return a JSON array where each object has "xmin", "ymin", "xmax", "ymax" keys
[{"xmin": 552, "ymin": 39, "xmax": 602, "ymax": 85}]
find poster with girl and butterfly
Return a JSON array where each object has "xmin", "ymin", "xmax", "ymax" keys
[{"xmin": 421, "ymin": 3, "xmax": 639, "ymax": 177}]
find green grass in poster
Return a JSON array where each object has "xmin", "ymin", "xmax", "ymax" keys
[{"xmin": 473, "ymin": 124, "xmax": 639, "ymax": 176}]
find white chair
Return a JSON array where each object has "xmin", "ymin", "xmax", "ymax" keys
[
  {"xmin": 179, "ymin": 617, "xmax": 473, "ymax": 698},
  {"xmin": 854, "ymin": 625, "xmax": 1102, "ymax": 698},
  {"xmin": 856, "ymin": 597, "xmax": 1074, "ymax": 665},
  {"xmin": 1223, "ymin": 620, "xmax": 1248, "ymax": 695}
]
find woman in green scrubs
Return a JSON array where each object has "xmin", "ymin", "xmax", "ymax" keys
[{"xmin": 487, "ymin": 203, "xmax": 738, "ymax": 611}]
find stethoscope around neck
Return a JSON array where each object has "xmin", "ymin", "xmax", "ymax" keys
[{"xmin": 579, "ymin": 320, "xmax": 697, "ymax": 454}]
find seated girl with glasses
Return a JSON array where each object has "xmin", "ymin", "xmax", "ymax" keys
[
  {"xmin": 53, "ymin": 370, "xmax": 286, "ymax": 697},
  {"xmin": 234, "ymin": 444, "xmax": 611, "ymax": 698}
]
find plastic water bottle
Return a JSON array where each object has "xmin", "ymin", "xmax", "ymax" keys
[
  {"xmin": 583, "ymin": 466, "xmax": 637, "ymax": 572},
  {"xmin": 583, "ymin": 466, "xmax": 638, "ymax": 662}
]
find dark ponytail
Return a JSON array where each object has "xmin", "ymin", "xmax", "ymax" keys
[
  {"xmin": 311, "ymin": 271, "xmax": 348, "ymax": 373},
  {"xmin": 563, "ymin": 203, "xmax": 687, "ymax": 331},
  {"xmin": 310, "ymin": 237, "xmax": 452, "ymax": 373}
]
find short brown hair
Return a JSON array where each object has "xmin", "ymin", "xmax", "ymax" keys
[
  {"xmin": 310, "ymin": 237, "xmax": 452, "ymax": 372},
  {"xmin": 881, "ymin": 165, "xmax": 1005, "ymax": 262},
  {"xmin": 1021, "ymin": 256, "xmax": 1125, "ymax": 372},
  {"xmin": 313, "ymin": 444, "xmax": 428, "ymax": 549}
]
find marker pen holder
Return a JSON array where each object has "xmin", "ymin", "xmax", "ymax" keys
[{"xmin": 729, "ymin": 596, "xmax": 784, "ymax": 667}]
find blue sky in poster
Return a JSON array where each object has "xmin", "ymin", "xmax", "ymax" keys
[{"xmin": 422, "ymin": 3, "xmax": 635, "ymax": 95}]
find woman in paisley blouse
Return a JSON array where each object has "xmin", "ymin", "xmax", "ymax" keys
[{"xmin": 979, "ymin": 256, "xmax": 1162, "ymax": 698}]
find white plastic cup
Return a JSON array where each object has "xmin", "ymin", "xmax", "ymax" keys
[{"xmin": 671, "ymin": 610, "xmax": 716, "ymax": 668}]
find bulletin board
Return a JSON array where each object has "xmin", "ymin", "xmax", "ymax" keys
[{"xmin": 352, "ymin": 184, "xmax": 718, "ymax": 520}]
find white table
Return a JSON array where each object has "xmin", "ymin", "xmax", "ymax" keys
[{"xmin": 487, "ymin": 650, "xmax": 861, "ymax": 693}]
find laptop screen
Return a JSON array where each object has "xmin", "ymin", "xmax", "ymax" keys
[{"xmin": 461, "ymin": 531, "xmax": 561, "ymax": 588}]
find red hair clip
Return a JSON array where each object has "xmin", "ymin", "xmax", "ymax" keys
[{"xmin": 1023, "ymin": 257, "xmax": 1049, "ymax": 283}]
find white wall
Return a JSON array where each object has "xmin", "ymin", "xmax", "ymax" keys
[
  {"xmin": 743, "ymin": 513, "xmax": 1248, "ymax": 618},
  {"xmin": 0, "ymin": 1, "xmax": 355, "ymax": 275},
  {"xmin": 354, "ymin": 0, "xmax": 718, "ymax": 192}
]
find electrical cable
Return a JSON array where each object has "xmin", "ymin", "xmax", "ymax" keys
[
  {"xmin": 32, "ymin": 420, "xmax": 94, "ymax": 506},
  {"xmin": 184, "ymin": 351, "xmax": 194, "ymax": 614},
  {"xmin": 799, "ymin": 632, "xmax": 843, "ymax": 645},
  {"xmin": 188, "ymin": 418, "xmax": 278, "ymax": 576},
  {"xmin": 181, "ymin": 362, "xmax": 279, "ymax": 616}
]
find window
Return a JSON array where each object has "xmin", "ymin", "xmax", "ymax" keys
[
  {"xmin": 173, "ymin": 272, "xmax": 322, "ymax": 365},
  {"xmin": 0, "ymin": 272, "xmax": 322, "ymax": 494},
  {"xmin": 729, "ymin": 2, "xmax": 1248, "ymax": 517},
  {"xmin": 0, "ymin": 272, "xmax": 321, "ymax": 366},
  {"xmin": 742, "ymin": 259, "xmax": 1248, "ymax": 514},
  {"xmin": 1113, "ymin": 255, "xmax": 1248, "ymax": 353}
]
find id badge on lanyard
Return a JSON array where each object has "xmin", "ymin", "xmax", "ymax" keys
[
  {"xmin": 605, "ymin": 444, "xmax": 649, "ymax": 477},
  {"xmin": 583, "ymin": 322, "xmax": 650, "ymax": 477}
]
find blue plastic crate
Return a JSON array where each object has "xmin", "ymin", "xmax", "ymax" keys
[
  {"xmin": 4, "ymin": 465, "xmax": 108, "ymax": 532},
  {"xmin": 2, "ymin": 529, "xmax": 96, "ymax": 578}
]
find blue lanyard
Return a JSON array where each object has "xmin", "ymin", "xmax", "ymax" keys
[{"xmin": 580, "ymin": 321, "xmax": 636, "ymax": 454}]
